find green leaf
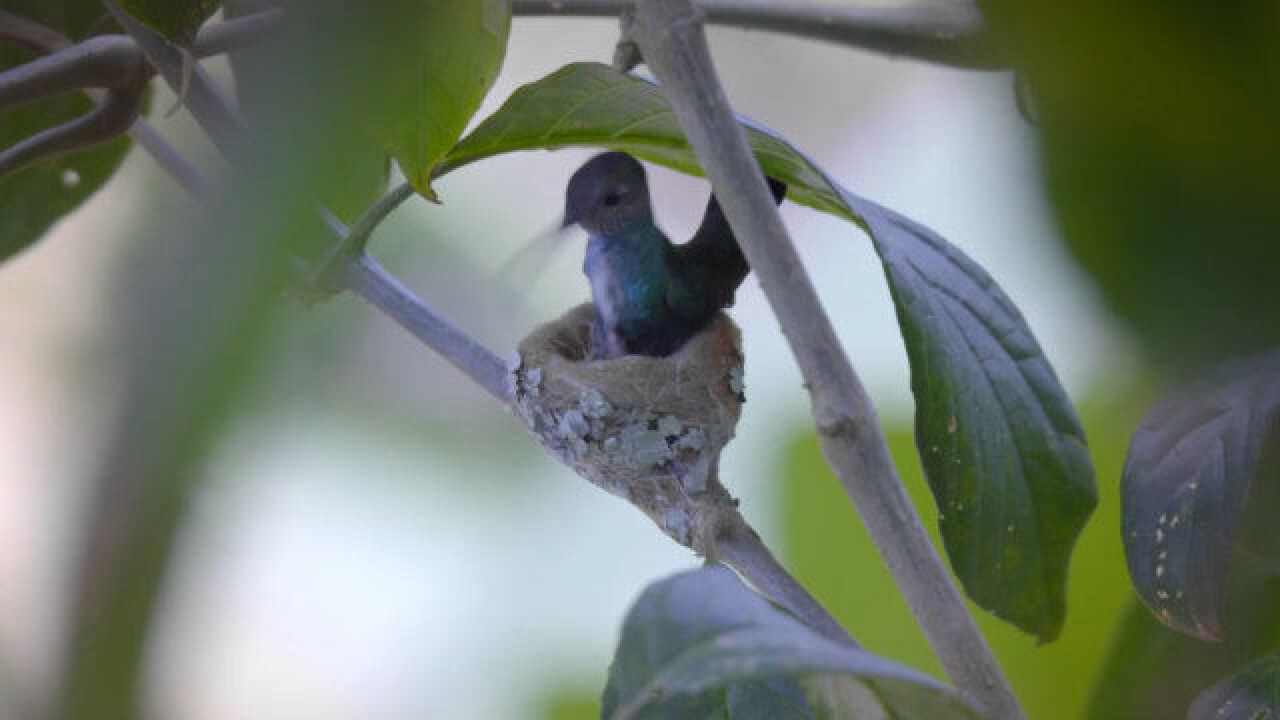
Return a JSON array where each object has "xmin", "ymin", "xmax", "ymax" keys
[
  {"xmin": 118, "ymin": 0, "xmax": 218, "ymax": 46},
  {"xmin": 223, "ymin": 0, "xmax": 389, "ymax": 227},
  {"xmin": 228, "ymin": 0, "xmax": 509, "ymax": 203},
  {"xmin": 1, "ymin": 1, "xmax": 135, "ymax": 264},
  {"xmin": 1190, "ymin": 651, "xmax": 1280, "ymax": 720},
  {"xmin": 601, "ymin": 566, "xmax": 978, "ymax": 720},
  {"xmin": 1121, "ymin": 350, "xmax": 1280, "ymax": 641},
  {"xmin": 859, "ymin": 197, "xmax": 1096, "ymax": 642},
  {"xmin": 448, "ymin": 62, "xmax": 1097, "ymax": 640}
]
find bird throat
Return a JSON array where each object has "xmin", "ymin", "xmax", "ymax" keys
[{"xmin": 584, "ymin": 228, "xmax": 668, "ymax": 358}]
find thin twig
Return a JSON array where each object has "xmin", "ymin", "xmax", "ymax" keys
[
  {"xmin": 0, "ymin": 35, "xmax": 145, "ymax": 108},
  {"xmin": 513, "ymin": 0, "xmax": 1004, "ymax": 69},
  {"xmin": 629, "ymin": 1, "xmax": 1022, "ymax": 717},
  {"xmin": 0, "ymin": 10, "xmax": 273, "ymax": 183},
  {"xmin": 0, "ymin": 10, "xmax": 70, "ymax": 53},
  {"xmin": 0, "ymin": 81, "xmax": 143, "ymax": 177},
  {"xmin": 193, "ymin": 8, "xmax": 284, "ymax": 57},
  {"xmin": 124, "ymin": 117, "xmax": 214, "ymax": 196},
  {"xmin": 344, "ymin": 254, "xmax": 511, "ymax": 403},
  {"xmin": 102, "ymin": 0, "xmax": 253, "ymax": 161},
  {"xmin": 716, "ymin": 516, "xmax": 857, "ymax": 647}
]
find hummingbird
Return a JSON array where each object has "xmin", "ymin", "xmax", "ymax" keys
[{"xmin": 562, "ymin": 151, "xmax": 787, "ymax": 359}]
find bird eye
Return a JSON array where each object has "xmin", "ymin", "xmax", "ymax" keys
[{"xmin": 602, "ymin": 192, "xmax": 621, "ymax": 207}]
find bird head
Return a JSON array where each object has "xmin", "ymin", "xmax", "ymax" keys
[{"xmin": 562, "ymin": 151, "xmax": 653, "ymax": 236}]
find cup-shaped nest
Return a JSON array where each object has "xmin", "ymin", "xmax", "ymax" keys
[{"xmin": 509, "ymin": 303, "xmax": 744, "ymax": 552}]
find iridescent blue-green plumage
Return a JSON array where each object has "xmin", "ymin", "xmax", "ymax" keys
[{"xmin": 564, "ymin": 152, "xmax": 786, "ymax": 358}]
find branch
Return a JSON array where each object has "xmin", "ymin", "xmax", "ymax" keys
[
  {"xmin": 0, "ymin": 35, "xmax": 147, "ymax": 108},
  {"xmin": 343, "ymin": 253, "xmax": 511, "ymax": 404},
  {"xmin": 309, "ymin": 181, "xmax": 417, "ymax": 294},
  {"xmin": 193, "ymin": 8, "xmax": 284, "ymax": 57},
  {"xmin": 629, "ymin": 2, "xmax": 1022, "ymax": 717},
  {"xmin": 0, "ymin": 80, "xmax": 143, "ymax": 177},
  {"xmin": 102, "ymin": 0, "xmax": 253, "ymax": 161},
  {"xmin": 124, "ymin": 117, "xmax": 214, "ymax": 196},
  {"xmin": 0, "ymin": 10, "xmax": 275, "ymax": 180},
  {"xmin": 0, "ymin": 10, "xmax": 69, "ymax": 53},
  {"xmin": 512, "ymin": 0, "xmax": 1004, "ymax": 69},
  {"xmin": 715, "ymin": 515, "xmax": 856, "ymax": 647}
]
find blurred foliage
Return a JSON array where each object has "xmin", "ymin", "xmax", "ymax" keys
[
  {"xmin": 118, "ymin": 0, "xmax": 218, "ymax": 46},
  {"xmin": 538, "ymin": 687, "xmax": 600, "ymax": 720},
  {"xmin": 230, "ymin": 0, "xmax": 511, "ymax": 204},
  {"xmin": 0, "ymin": 0, "xmax": 134, "ymax": 264},
  {"xmin": 57, "ymin": 150, "xmax": 303, "ymax": 719},
  {"xmin": 48, "ymin": 1, "xmax": 516, "ymax": 714},
  {"xmin": 781, "ymin": 392, "xmax": 1145, "ymax": 720},
  {"xmin": 977, "ymin": 0, "xmax": 1280, "ymax": 375}
]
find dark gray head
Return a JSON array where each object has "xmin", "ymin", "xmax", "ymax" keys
[{"xmin": 563, "ymin": 152, "xmax": 653, "ymax": 236}]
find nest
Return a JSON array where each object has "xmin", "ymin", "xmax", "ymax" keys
[{"xmin": 508, "ymin": 303, "xmax": 745, "ymax": 553}]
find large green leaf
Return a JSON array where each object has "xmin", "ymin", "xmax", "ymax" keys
[
  {"xmin": 118, "ymin": 0, "xmax": 218, "ymax": 45},
  {"xmin": 0, "ymin": 1, "xmax": 134, "ymax": 264},
  {"xmin": 601, "ymin": 565, "xmax": 977, "ymax": 720},
  {"xmin": 1121, "ymin": 351, "xmax": 1280, "ymax": 641},
  {"xmin": 448, "ymin": 62, "xmax": 1096, "ymax": 640},
  {"xmin": 223, "ymin": 0, "xmax": 388, "ymax": 229},
  {"xmin": 226, "ymin": 0, "xmax": 509, "ymax": 205},
  {"xmin": 277, "ymin": 0, "xmax": 509, "ymax": 199},
  {"xmin": 1190, "ymin": 651, "xmax": 1280, "ymax": 720}
]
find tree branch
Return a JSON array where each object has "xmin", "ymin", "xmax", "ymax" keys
[
  {"xmin": 342, "ymin": 253, "xmax": 512, "ymax": 403},
  {"xmin": 0, "ymin": 36, "xmax": 146, "ymax": 108},
  {"xmin": 102, "ymin": 0, "xmax": 253, "ymax": 161},
  {"xmin": 124, "ymin": 117, "xmax": 214, "ymax": 196},
  {"xmin": 715, "ymin": 515, "xmax": 857, "ymax": 647},
  {"xmin": 629, "ymin": 1, "xmax": 1022, "ymax": 717},
  {"xmin": 0, "ymin": 9, "xmax": 276, "ymax": 181},
  {"xmin": 0, "ymin": 10, "xmax": 70, "ymax": 53},
  {"xmin": 513, "ymin": 0, "xmax": 1004, "ymax": 69},
  {"xmin": 0, "ymin": 80, "xmax": 143, "ymax": 177}
]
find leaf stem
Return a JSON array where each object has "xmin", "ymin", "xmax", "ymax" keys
[
  {"xmin": 628, "ymin": 1, "xmax": 1022, "ymax": 716},
  {"xmin": 513, "ymin": 0, "xmax": 1004, "ymax": 69}
]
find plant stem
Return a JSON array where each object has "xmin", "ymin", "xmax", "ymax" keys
[
  {"xmin": 125, "ymin": 117, "xmax": 214, "ymax": 196},
  {"xmin": 103, "ymin": 0, "xmax": 253, "ymax": 161},
  {"xmin": 716, "ymin": 517, "xmax": 857, "ymax": 648},
  {"xmin": 513, "ymin": 0, "xmax": 1004, "ymax": 69},
  {"xmin": 342, "ymin": 254, "xmax": 512, "ymax": 404},
  {"xmin": 629, "ymin": 1, "xmax": 1023, "ymax": 717}
]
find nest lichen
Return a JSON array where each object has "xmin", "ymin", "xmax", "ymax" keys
[{"xmin": 509, "ymin": 303, "xmax": 744, "ymax": 553}]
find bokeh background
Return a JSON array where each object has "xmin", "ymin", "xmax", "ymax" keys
[{"xmin": 3, "ymin": 1, "xmax": 1270, "ymax": 717}]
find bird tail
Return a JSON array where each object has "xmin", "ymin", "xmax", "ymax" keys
[{"xmin": 682, "ymin": 175, "xmax": 787, "ymax": 307}]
